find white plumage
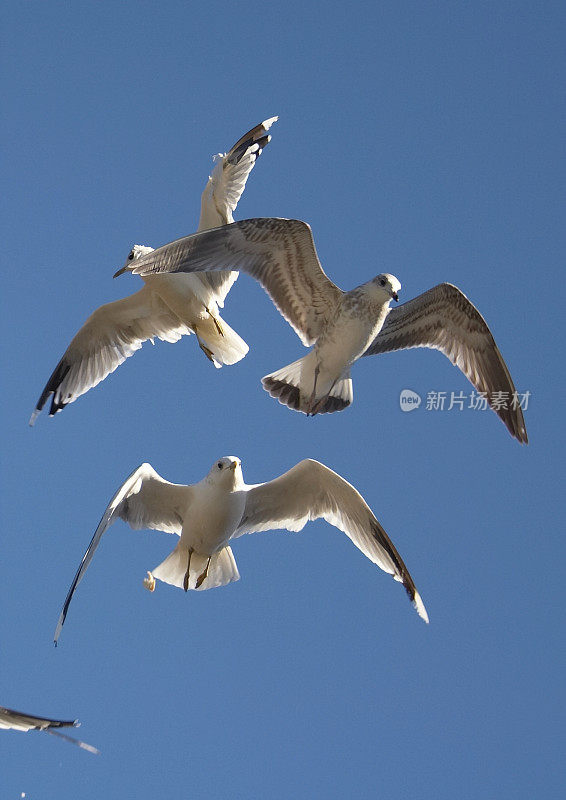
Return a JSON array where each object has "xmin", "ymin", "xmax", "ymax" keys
[
  {"xmin": 119, "ymin": 216, "xmax": 527, "ymax": 442},
  {"xmin": 30, "ymin": 117, "xmax": 277, "ymax": 423},
  {"xmin": 0, "ymin": 705, "xmax": 98, "ymax": 753},
  {"xmin": 54, "ymin": 456, "xmax": 428, "ymax": 644}
]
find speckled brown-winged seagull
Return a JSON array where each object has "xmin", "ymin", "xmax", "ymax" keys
[
  {"xmin": 54, "ymin": 457, "xmax": 428, "ymax": 643},
  {"xmin": 0, "ymin": 705, "xmax": 99, "ymax": 753},
  {"xmin": 30, "ymin": 117, "xmax": 277, "ymax": 424},
  {"xmin": 117, "ymin": 217, "xmax": 527, "ymax": 443}
]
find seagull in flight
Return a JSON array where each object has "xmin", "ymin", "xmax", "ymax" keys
[
  {"xmin": 117, "ymin": 217, "xmax": 528, "ymax": 443},
  {"xmin": 0, "ymin": 705, "xmax": 99, "ymax": 753},
  {"xmin": 54, "ymin": 456, "xmax": 428, "ymax": 644},
  {"xmin": 30, "ymin": 117, "xmax": 277, "ymax": 424}
]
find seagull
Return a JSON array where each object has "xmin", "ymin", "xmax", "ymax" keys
[
  {"xmin": 117, "ymin": 217, "xmax": 527, "ymax": 443},
  {"xmin": 54, "ymin": 457, "xmax": 428, "ymax": 643},
  {"xmin": 30, "ymin": 117, "xmax": 278, "ymax": 424},
  {"xmin": 0, "ymin": 705, "xmax": 99, "ymax": 753}
]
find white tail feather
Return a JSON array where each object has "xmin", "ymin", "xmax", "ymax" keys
[
  {"xmin": 195, "ymin": 314, "xmax": 249, "ymax": 367},
  {"xmin": 262, "ymin": 355, "xmax": 353, "ymax": 414},
  {"xmin": 152, "ymin": 544, "xmax": 240, "ymax": 591}
]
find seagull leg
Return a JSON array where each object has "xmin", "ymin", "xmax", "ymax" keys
[
  {"xmin": 195, "ymin": 556, "xmax": 212, "ymax": 589},
  {"xmin": 310, "ymin": 376, "xmax": 338, "ymax": 415},
  {"xmin": 205, "ymin": 307, "xmax": 225, "ymax": 337},
  {"xmin": 193, "ymin": 325, "xmax": 216, "ymax": 363},
  {"xmin": 183, "ymin": 548, "xmax": 194, "ymax": 592},
  {"xmin": 306, "ymin": 366, "xmax": 321, "ymax": 416}
]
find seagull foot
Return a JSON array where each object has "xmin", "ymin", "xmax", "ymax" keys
[
  {"xmin": 193, "ymin": 324, "xmax": 217, "ymax": 363},
  {"xmin": 208, "ymin": 310, "xmax": 225, "ymax": 337},
  {"xmin": 309, "ymin": 396, "xmax": 329, "ymax": 416},
  {"xmin": 305, "ymin": 396, "xmax": 321, "ymax": 416},
  {"xmin": 143, "ymin": 571, "xmax": 156, "ymax": 592},
  {"xmin": 198, "ymin": 340, "xmax": 216, "ymax": 363},
  {"xmin": 195, "ymin": 561, "xmax": 210, "ymax": 589}
]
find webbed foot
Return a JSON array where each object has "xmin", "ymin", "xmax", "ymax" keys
[
  {"xmin": 195, "ymin": 557, "xmax": 211, "ymax": 589},
  {"xmin": 143, "ymin": 571, "xmax": 156, "ymax": 592},
  {"xmin": 205, "ymin": 307, "xmax": 225, "ymax": 337}
]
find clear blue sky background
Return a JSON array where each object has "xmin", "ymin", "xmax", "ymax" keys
[{"xmin": 2, "ymin": 1, "xmax": 565, "ymax": 797}]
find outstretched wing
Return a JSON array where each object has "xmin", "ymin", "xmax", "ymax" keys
[
  {"xmin": 0, "ymin": 706, "xmax": 99, "ymax": 753},
  {"xmin": 30, "ymin": 287, "xmax": 192, "ymax": 423},
  {"xmin": 199, "ymin": 116, "xmax": 278, "ymax": 230},
  {"xmin": 234, "ymin": 459, "xmax": 428, "ymax": 622},
  {"xmin": 120, "ymin": 219, "xmax": 343, "ymax": 346},
  {"xmin": 54, "ymin": 463, "xmax": 190, "ymax": 644},
  {"xmin": 364, "ymin": 283, "xmax": 528, "ymax": 444},
  {"xmin": 0, "ymin": 706, "xmax": 77, "ymax": 732},
  {"xmin": 198, "ymin": 116, "xmax": 278, "ymax": 307}
]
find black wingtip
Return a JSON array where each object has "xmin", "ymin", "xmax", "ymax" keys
[
  {"xmin": 31, "ymin": 359, "xmax": 72, "ymax": 424},
  {"xmin": 494, "ymin": 399, "xmax": 528, "ymax": 445}
]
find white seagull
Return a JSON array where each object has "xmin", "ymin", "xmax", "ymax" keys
[
  {"xmin": 0, "ymin": 705, "xmax": 99, "ymax": 753},
  {"xmin": 54, "ymin": 457, "xmax": 428, "ymax": 643},
  {"xmin": 117, "ymin": 217, "xmax": 527, "ymax": 443},
  {"xmin": 30, "ymin": 117, "xmax": 278, "ymax": 424}
]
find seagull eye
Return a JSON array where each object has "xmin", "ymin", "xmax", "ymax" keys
[
  {"xmin": 128, "ymin": 251, "xmax": 135, "ymax": 261},
  {"xmin": 379, "ymin": 277, "xmax": 386, "ymax": 286},
  {"xmin": 217, "ymin": 462, "xmax": 223, "ymax": 470}
]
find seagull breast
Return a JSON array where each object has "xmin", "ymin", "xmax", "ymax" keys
[
  {"xmin": 143, "ymin": 272, "xmax": 217, "ymax": 322},
  {"xmin": 316, "ymin": 290, "xmax": 392, "ymax": 372},
  {"xmin": 182, "ymin": 483, "xmax": 246, "ymax": 555}
]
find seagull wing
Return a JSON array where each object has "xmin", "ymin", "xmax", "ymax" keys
[
  {"xmin": 199, "ymin": 116, "xmax": 278, "ymax": 229},
  {"xmin": 233, "ymin": 459, "xmax": 428, "ymax": 622},
  {"xmin": 30, "ymin": 286, "xmax": 192, "ymax": 423},
  {"xmin": 198, "ymin": 116, "xmax": 278, "ymax": 307},
  {"xmin": 122, "ymin": 219, "xmax": 343, "ymax": 346},
  {"xmin": 54, "ymin": 463, "xmax": 190, "ymax": 643},
  {"xmin": 364, "ymin": 283, "xmax": 528, "ymax": 444},
  {"xmin": 0, "ymin": 706, "xmax": 100, "ymax": 753},
  {"xmin": 0, "ymin": 706, "xmax": 76, "ymax": 731}
]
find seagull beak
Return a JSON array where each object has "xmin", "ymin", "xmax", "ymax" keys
[
  {"xmin": 230, "ymin": 462, "xmax": 238, "ymax": 471},
  {"xmin": 391, "ymin": 291, "xmax": 399, "ymax": 302},
  {"xmin": 113, "ymin": 266, "xmax": 128, "ymax": 279}
]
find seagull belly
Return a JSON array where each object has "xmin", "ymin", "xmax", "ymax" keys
[
  {"xmin": 315, "ymin": 315, "xmax": 381, "ymax": 389},
  {"xmin": 144, "ymin": 273, "xmax": 217, "ymax": 324},
  {"xmin": 180, "ymin": 490, "xmax": 245, "ymax": 555}
]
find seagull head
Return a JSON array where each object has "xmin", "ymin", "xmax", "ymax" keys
[
  {"xmin": 114, "ymin": 244, "xmax": 155, "ymax": 278},
  {"xmin": 207, "ymin": 456, "xmax": 243, "ymax": 490},
  {"xmin": 372, "ymin": 273, "xmax": 401, "ymax": 303}
]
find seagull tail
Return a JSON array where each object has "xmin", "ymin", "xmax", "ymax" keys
[
  {"xmin": 151, "ymin": 544, "xmax": 240, "ymax": 591},
  {"xmin": 195, "ymin": 314, "xmax": 249, "ymax": 367},
  {"xmin": 262, "ymin": 356, "xmax": 353, "ymax": 415}
]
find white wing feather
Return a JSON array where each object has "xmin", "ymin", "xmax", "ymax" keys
[
  {"xmin": 0, "ymin": 706, "xmax": 99, "ymax": 753},
  {"xmin": 234, "ymin": 460, "xmax": 428, "ymax": 621},
  {"xmin": 365, "ymin": 283, "xmax": 528, "ymax": 443},
  {"xmin": 54, "ymin": 463, "xmax": 190, "ymax": 643},
  {"xmin": 198, "ymin": 116, "xmax": 278, "ymax": 307},
  {"xmin": 32, "ymin": 119, "xmax": 276, "ymax": 422},
  {"xmin": 30, "ymin": 287, "xmax": 192, "ymax": 422},
  {"xmin": 125, "ymin": 219, "xmax": 343, "ymax": 345}
]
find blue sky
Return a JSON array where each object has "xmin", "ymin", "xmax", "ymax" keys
[{"xmin": 2, "ymin": 0, "xmax": 565, "ymax": 797}]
